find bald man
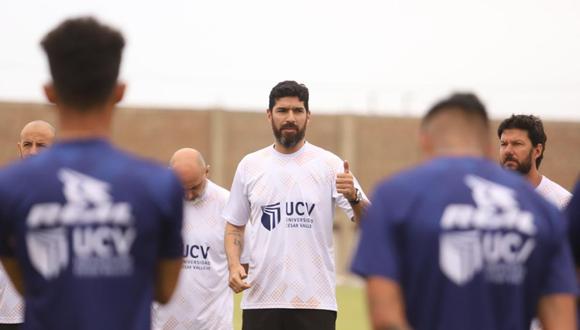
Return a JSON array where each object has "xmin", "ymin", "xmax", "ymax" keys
[
  {"xmin": 0, "ymin": 120, "xmax": 55, "ymax": 329},
  {"xmin": 17, "ymin": 120, "xmax": 55, "ymax": 159},
  {"xmin": 153, "ymin": 148, "xmax": 238, "ymax": 330}
]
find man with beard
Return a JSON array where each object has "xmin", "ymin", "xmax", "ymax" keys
[
  {"xmin": 223, "ymin": 80, "xmax": 369, "ymax": 330},
  {"xmin": 498, "ymin": 114, "xmax": 572, "ymax": 209}
]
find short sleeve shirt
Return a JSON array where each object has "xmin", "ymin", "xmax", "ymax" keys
[
  {"xmin": 222, "ymin": 142, "xmax": 366, "ymax": 311},
  {"xmin": 0, "ymin": 139, "xmax": 183, "ymax": 330},
  {"xmin": 351, "ymin": 157, "xmax": 577, "ymax": 330}
]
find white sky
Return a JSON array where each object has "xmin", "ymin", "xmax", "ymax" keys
[{"xmin": 2, "ymin": 0, "xmax": 580, "ymax": 120}]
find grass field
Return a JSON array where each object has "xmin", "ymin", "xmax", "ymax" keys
[{"xmin": 233, "ymin": 285, "xmax": 370, "ymax": 330}]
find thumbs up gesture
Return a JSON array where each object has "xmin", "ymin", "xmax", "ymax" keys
[{"xmin": 336, "ymin": 160, "xmax": 357, "ymax": 202}]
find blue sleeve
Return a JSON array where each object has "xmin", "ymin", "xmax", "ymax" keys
[
  {"xmin": 350, "ymin": 183, "xmax": 402, "ymax": 282},
  {"xmin": 542, "ymin": 206, "xmax": 578, "ymax": 296},
  {"xmin": 566, "ymin": 181, "xmax": 580, "ymax": 265},
  {"xmin": 157, "ymin": 172, "xmax": 184, "ymax": 259},
  {"xmin": 542, "ymin": 237, "xmax": 578, "ymax": 295}
]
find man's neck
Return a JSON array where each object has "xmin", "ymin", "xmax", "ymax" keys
[
  {"xmin": 273, "ymin": 139, "xmax": 306, "ymax": 154},
  {"xmin": 427, "ymin": 146, "xmax": 488, "ymax": 159},
  {"xmin": 525, "ymin": 168, "xmax": 543, "ymax": 188},
  {"xmin": 56, "ymin": 105, "xmax": 113, "ymax": 141}
]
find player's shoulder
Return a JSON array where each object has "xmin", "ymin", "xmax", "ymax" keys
[
  {"xmin": 85, "ymin": 140, "xmax": 180, "ymax": 191},
  {"xmin": 237, "ymin": 145, "xmax": 274, "ymax": 165},
  {"xmin": 541, "ymin": 176, "xmax": 572, "ymax": 197},
  {"xmin": 120, "ymin": 151, "xmax": 173, "ymax": 180},
  {"xmin": 300, "ymin": 142, "xmax": 344, "ymax": 172},
  {"xmin": 115, "ymin": 151, "xmax": 183, "ymax": 204},
  {"xmin": 0, "ymin": 150, "xmax": 55, "ymax": 194},
  {"xmin": 0, "ymin": 159, "xmax": 27, "ymax": 184},
  {"xmin": 109, "ymin": 149, "xmax": 183, "ymax": 215},
  {"xmin": 480, "ymin": 170, "xmax": 564, "ymax": 227},
  {"xmin": 372, "ymin": 163, "xmax": 431, "ymax": 200},
  {"xmin": 305, "ymin": 142, "xmax": 341, "ymax": 162},
  {"xmin": 375, "ymin": 157, "xmax": 517, "ymax": 198},
  {"xmin": 207, "ymin": 180, "xmax": 229, "ymax": 201}
]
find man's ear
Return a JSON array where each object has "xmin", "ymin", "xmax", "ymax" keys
[
  {"xmin": 483, "ymin": 140, "xmax": 494, "ymax": 160},
  {"xmin": 534, "ymin": 144, "xmax": 543, "ymax": 158},
  {"xmin": 16, "ymin": 143, "xmax": 23, "ymax": 159},
  {"xmin": 419, "ymin": 131, "xmax": 433, "ymax": 156},
  {"xmin": 43, "ymin": 83, "xmax": 57, "ymax": 104},
  {"xmin": 266, "ymin": 109, "xmax": 272, "ymax": 121},
  {"xmin": 113, "ymin": 82, "xmax": 126, "ymax": 104},
  {"xmin": 532, "ymin": 143, "xmax": 544, "ymax": 167}
]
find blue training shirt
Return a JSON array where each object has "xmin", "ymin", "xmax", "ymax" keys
[
  {"xmin": 0, "ymin": 139, "xmax": 183, "ymax": 330},
  {"xmin": 351, "ymin": 156, "xmax": 577, "ymax": 330},
  {"xmin": 567, "ymin": 181, "xmax": 580, "ymax": 266},
  {"xmin": 566, "ymin": 180, "xmax": 580, "ymax": 330}
]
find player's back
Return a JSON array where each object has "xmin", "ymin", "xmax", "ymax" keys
[
  {"xmin": 354, "ymin": 156, "xmax": 576, "ymax": 330},
  {"xmin": 0, "ymin": 138, "xmax": 183, "ymax": 330}
]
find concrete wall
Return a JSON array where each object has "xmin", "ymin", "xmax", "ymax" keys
[{"xmin": 3, "ymin": 101, "xmax": 579, "ymax": 276}]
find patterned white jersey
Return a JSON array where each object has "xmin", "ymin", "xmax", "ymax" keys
[
  {"xmin": 0, "ymin": 264, "xmax": 23, "ymax": 324},
  {"xmin": 535, "ymin": 175, "xmax": 572, "ymax": 210},
  {"xmin": 153, "ymin": 180, "xmax": 233, "ymax": 330},
  {"xmin": 222, "ymin": 142, "xmax": 366, "ymax": 311}
]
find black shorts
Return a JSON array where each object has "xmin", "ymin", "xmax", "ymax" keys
[
  {"xmin": 0, "ymin": 324, "xmax": 21, "ymax": 330},
  {"xmin": 242, "ymin": 308, "xmax": 337, "ymax": 330}
]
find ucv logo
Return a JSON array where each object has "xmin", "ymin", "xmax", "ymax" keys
[
  {"xmin": 26, "ymin": 168, "xmax": 135, "ymax": 280},
  {"xmin": 261, "ymin": 203, "xmax": 281, "ymax": 231},
  {"xmin": 26, "ymin": 228, "xmax": 68, "ymax": 280},
  {"xmin": 439, "ymin": 175, "xmax": 536, "ymax": 286}
]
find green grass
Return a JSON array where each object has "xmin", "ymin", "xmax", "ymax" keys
[{"xmin": 233, "ymin": 285, "xmax": 370, "ymax": 330}]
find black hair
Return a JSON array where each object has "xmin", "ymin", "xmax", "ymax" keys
[
  {"xmin": 41, "ymin": 16, "xmax": 125, "ymax": 110},
  {"xmin": 422, "ymin": 92, "xmax": 489, "ymax": 129},
  {"xmin": 268, "ymin": 80, "xmax": 309, "ymax": 112},
  {"xmin": 497, "ymin": 114, "xmax": 547, "ymax": 168}
]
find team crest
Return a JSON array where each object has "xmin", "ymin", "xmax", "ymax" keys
[{"xmin": 261, "ymin": 203, "xmax": 281, "ymax": 231}]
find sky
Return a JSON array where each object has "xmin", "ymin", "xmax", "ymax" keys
[{"xmin": 1, "ymin": 0, "xmax": 580, "ymax": 120}]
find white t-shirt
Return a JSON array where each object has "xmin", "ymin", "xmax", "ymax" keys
[
  {"xmin": 222, "ymin": 142, "xmax": 366, "ymax": 311},
  {"xmin": 0, "ymin": 264, "xmax": 23, "ymax": 324},
  {"xmin": 535, "ymin": 175, "xmax": 572, "ymax": 210},
  {"xmin": 153, "ymin": 180, "xmax": 233, "ymax": 330}
]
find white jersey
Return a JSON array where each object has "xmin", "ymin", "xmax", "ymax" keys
[
  {"xmin": 535, "ymin": 175, "xmax": 572, "ymax": 210},
  {"xmin": 153, "ymin": 180, "xmax": 233, "ymax": 330},
  {"xmin": 223, "ymin": 142, "xmax": 366, "ymax": 311},
  {"xmin": 0, "ymin": 264, "xmax": 23, "ymax": 324}
]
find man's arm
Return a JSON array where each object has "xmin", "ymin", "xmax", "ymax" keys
[
  {"xmin": 154, "ymin": 258, "xmax": 182, "ymax": 304},
  {"xmin": 0, "ymin": 257, "xmax": 24, "ymax": 295},
  {"xmin": 336, "ymin": 160, "xmax": 369, "ymax": 224},
  {"xmin": 366, "ymin": 276, "xmax": 411, "ymax": 330},
  {"xmin": 350, "ymin": 199, "xmax": 370, "ymax": 224},
  {"xmin": 537, "ymin": 294, "xmax": 576, "ymax": 330},
  {"xmin": 225, "ymin": 222, "xmax": 251, "ymax": 293}
]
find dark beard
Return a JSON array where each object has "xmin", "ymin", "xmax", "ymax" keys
[
  {"xmin": 272, "ymin": 123, "xmax": 306, "ymax": 149},
  {"xmin": 514, "ymin": 158, "xmax": 532, "ymax": 175},
  {"xmin": 502, "ymin": 150, "xmax": 533, "ymax": 175}
]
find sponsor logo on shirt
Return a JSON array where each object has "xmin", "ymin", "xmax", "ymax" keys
[
  {"xmin": 261, "ymin": 203, "xmax": 281, "ymax": 231},
  {"xmin": 439, "ymin": 175, "xmax": 535, "ymax": 286},
  {"xmin": 183, "ymin": 243, "xmax": 211, "ymax": 271},
  {"xmin": 26, "ymin": 169, "xmax": 136, "ymax": 279},
  {"xmin": 260, "ymin": 201, "xmax": 316, "ymax": 231}
]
